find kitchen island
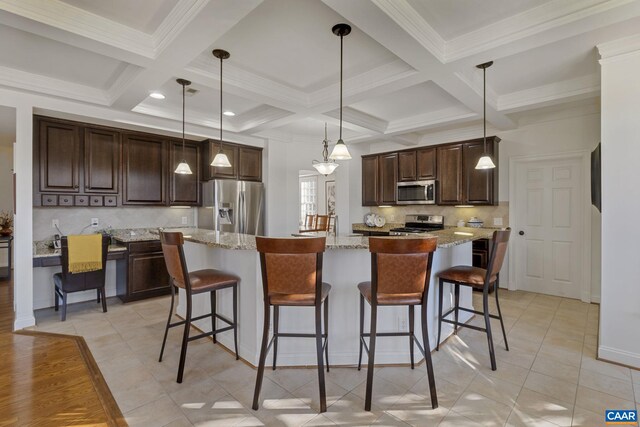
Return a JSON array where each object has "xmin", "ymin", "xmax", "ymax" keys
[{"xmin": 173, "ymin": 227, "xmax": 495, "ymax": 367}]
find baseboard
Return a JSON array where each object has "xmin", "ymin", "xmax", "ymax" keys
[
  {"xmin": 590, "ymin": 294, "xmax": 601, "ymax": 304},
  {"xmin": 14, "ymin": 314, "xmax": 36, "ymax": 330},
  {"xmin": 598, "ymin": 345, "xmax": 640, "ymax": 369}
]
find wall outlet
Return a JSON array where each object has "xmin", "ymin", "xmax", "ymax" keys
[
  {"xmin": 51, "ymin": 219, "xmax": 59, "ymax": 229},
  {"xmin": 181, "ymin": 216, "xmax": 188, "ymax": 225},
  {"xmin": 91, "ymin": 218, "xmax": 99, "ymax": 227},
  {"xmin": 493, "ymin": 217, "xmax": 503, "ymax": 226}
]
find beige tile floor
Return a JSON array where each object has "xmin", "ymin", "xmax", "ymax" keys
[{"xmin": 31, "ymin": 290, "xmax": 638, "ymax": 426}]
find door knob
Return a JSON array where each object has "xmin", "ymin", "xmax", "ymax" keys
[{"xmin": 518, "ymin": 230, "xmax": 525, "ymax": 236}]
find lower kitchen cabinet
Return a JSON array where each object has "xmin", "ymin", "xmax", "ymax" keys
[{"xmin": 116, "ymin": 241, "xmax": 171, "ymax": 302}]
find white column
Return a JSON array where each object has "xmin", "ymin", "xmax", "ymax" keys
[
  {"xmin": 13, "ymin": 103, "xmax": 35, "ymax": 329},
  {"xmin": 598, "ymin": 36, "xmax": 640, "ymax": 368}
]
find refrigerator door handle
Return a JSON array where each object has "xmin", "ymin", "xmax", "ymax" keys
[{"xmin": 239, "ymin": 190, "xmax": 246, "ymax": 234}]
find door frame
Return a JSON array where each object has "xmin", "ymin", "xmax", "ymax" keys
[{"xmin": 508, "ymin": 150, "xmax": 592, "ymax": 302}]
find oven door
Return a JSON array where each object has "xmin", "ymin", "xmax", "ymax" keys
[{"xmin": 397, "ymin": 180, "xmax": 436, "ymax": 205}]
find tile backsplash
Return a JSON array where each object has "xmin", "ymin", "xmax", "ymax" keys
[
  {"xmin": 33, "ymin": 206, "xmax": 195, "ymax": 241},
  {"xmin": 370, "ymin": 202, "xmax": 509, "ymax": 227}
]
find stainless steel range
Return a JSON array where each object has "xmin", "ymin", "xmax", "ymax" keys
[{"xmin": 389, "ymin": 214, "xmax": 444, "ymax": 236}]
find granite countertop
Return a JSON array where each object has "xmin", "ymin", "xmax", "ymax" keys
[
  {"xmin": 33, "ymin": 241, "xmax": 127, "ymax": 259},
  {"xmin": 352, "ymin": 223, "xmax": 403, "ymax": 233}
]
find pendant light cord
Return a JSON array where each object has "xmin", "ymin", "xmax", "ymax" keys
[
  {"xmin": 182, "ymin": 81, "xmax": 186, "ymax": 159},
  {"xmin": 219, "ymin": 55, "xmax": 223, "ymax": 152},
  {"xmin": 339, "ymin": 33, "xmax": 343, "ymax": 141},
  {"xmin": 483, "ymin": 65, "xmax": 487, "ymax": 154}
]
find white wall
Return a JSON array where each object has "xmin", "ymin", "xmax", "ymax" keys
[
  {"xmin": 599, "ymin": 50, "xmax": 640, "ymax": 368},
  {"xmin": 0, "ymin": 145, "xmax": 13, "ymax": 268}
]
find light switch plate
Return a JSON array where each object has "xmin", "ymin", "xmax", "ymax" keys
[
  {"xmin": 91, "ymin": 218, "xmax": 99, "ymax": 227},
  {"xmin": 493, "ymin": 217, "xmax": 503, "ymax": 226},
  {"xmin": 181, "ymin": 216, "xmax": 188, "ymax": 225}
]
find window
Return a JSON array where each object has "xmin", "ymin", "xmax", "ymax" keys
[{"xmin": 299, "ymin": 175, "xmax": 317, "ymax": 225}]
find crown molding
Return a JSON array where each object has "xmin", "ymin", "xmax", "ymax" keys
[
  {"xmin": 309, "ymin": 59, "xmax": 418, "ymax": 108},
  {"xmin": 497, "ymin": 74, "xmax": 600, "ymax": 113},
  {"xmin": 453, "ymin": 71, "xmax": 499, "ymax": 108},
  {"xmin": 185, "ymin": 55, "xmax": 308, "ymax": 108},
  {"xmin": 0, "ymin": 65, "xmax": 109, "ymax": 105},
  {"xmin": 234, "ymin": 105, "xmax": 294, "ymax": 132},
  {"xmin": 132, "ymin": 103, "xmax": 241, "ymax": 133},
  {"xmin": 105, "ymin": 64, "xmax": 144, "ymax": 106},
  {"xmin": 598, "ymin": 32, "xmax": 640, "ymax": 63},
  {"xmin": 0, "ymin": 0, "xmax": 156, "ymax": 58},
  {"xmin": 385, "ymin": 106, "xmax": 477, "ymax": 134},
  {"xmin": 371, "ymin": 0, "xmax": 445, "ymax": 62},
  {"xmin": 446, "ymin": 0, "xmax": 638, "ymax": 62},
  {"xmin": 152, "ymin": 0, "xmax": 210, "ymax": 56},
  {"xmin": 322, "ymin": 107, "xmax": 388, "ymax": 134}
]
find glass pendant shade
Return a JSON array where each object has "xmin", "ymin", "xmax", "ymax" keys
[
  {"xmin": 211, "ymin": 152, "xmax": 232, "ymax": 168},
  {"xmin": 175, "ymin": 160, "xmax": 193, "ymax": 174},
  {"xmin": 313, "ymin": 161, "xmax": 339, "ymax": 175},
  {"xmin": 475, "ymin": 155, "xmax": 496, "ymax": 169},
  {"xmin": 329, "ymin": 139, "xmax": 351, "ymax": 160}
]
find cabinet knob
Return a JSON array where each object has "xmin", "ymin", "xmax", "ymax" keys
[
  {"xmin": 518, "ymin": 230, "xmax": 525, "ymax": 236},
  {"xmin": 74, "ymin": 185, "xmax": 79, "ymax": 189}
]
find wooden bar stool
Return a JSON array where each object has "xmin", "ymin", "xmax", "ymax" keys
[
  {"xmin": 357, "ymin": 237, "xmax": 438, "ymax": 411},
  {"xmin": 253, "ymin": 237, "xmax": 330, "ymax": 412},
  {"xmin": 315, "ymin": 215, "xmax": 330, "ymax": 232},
  {"xmin": 436, "ymin": 229, "xmax": 511, "ymax": 371},
  {"xmin": 158, "ymin": 231, "xmax": 240, "ymax": 383}
]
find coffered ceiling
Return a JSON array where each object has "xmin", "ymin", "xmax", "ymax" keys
[{"xmin": 0, "ymin": 0, "xmax": 638, "ymax": 145}]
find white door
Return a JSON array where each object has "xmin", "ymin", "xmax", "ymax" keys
[{"xmin": 513, "ymin": 157, "xmax": 585, "ymax": 299}]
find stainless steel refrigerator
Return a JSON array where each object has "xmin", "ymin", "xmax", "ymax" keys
[{"xmin": 198, "ymin": 180, "xmax": 264, "ymax": 235}]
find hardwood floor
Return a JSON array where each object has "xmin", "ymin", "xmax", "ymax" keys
[{"xmin": 0, "ymin": 277, "xmax": 126, "ymax": 426}]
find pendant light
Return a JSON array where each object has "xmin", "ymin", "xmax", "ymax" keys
[
  {"xmin": 475, "ymin": 61, "xmax": 496, "ymax": 170},
  {"xmin": 329, "ymin": 23, "xmax": 352, "ymax": 160},
  {"xmin": 313, "ymin": 123, "xmax": 339, "ymax": 176},
  {"xmin": 211, "ymin": 49, "xmax": 232, "ymax": 168},
  {"xmin": 174, "ymin": 78, "xmax": 193, "ymax": 175}
]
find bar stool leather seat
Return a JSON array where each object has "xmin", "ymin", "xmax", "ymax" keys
[
  {"xmin": 270, "ymin": 282, "xmax": 331, "ymax": 306},
  {"xmin": 437, "ymin": 266, "xmax": 497, "ymax": 288},
  {"xmin": 357, "ymin": 282, "xmax": 422, "ymax": 305},
  {"xmin": 185, "ymin": 269, "xmax": 239, "ymax": 292}
]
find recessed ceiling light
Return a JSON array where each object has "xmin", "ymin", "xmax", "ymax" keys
[
  {"xmin": 223, "ymin": 111, "xmax": 235, "ymax": 116},
  {"xmin": 150, "ymin": 92, "xmax": 165, "ymax": 99}
]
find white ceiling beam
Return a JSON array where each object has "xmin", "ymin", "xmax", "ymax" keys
[{"xmin": 322, "ymin": 107, "xmax": 388, "ymax": 134}]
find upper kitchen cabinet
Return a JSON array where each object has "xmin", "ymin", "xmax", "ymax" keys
[
  {"xmin": 362, "ymin": 155, "xmax": 380, "ymax": 206},
  {"xmin": 437, "ymin": 144, "xmax": 464, "ymax": 205},
  {"xmin": 84, "ymin": 127, "xmax": 121, "ymax": 194},
  {"xmin": 37, "ymin": 118, "xmax": 81, "ymax": 193},
  {"xmin": 122, "ymin": 134, "xmax": 167, "ymax": 205},
  {"xmin": 238, "ymin": 146, "xmax": 263, "ymax": 181},
  {"xmin": 398, "ymin": 148, "xmax": 436, "ymax": 182},
  {"xmin": 379, "ymin": 153, "xmax": 398, "ymax": 205},
  {"xmin": 463, "ymin": 137, "xmax": 499, "ymax": 205},
  {"xmin": 201, "ymin": 139, "xmax": 263, "ymax": 182},
  {"xmin": 169, "ymin": 140, "xmax": 200, "ymax": 206}
]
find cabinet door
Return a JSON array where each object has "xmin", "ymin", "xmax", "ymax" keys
[
  {"xmin": 238, "ymin": 147, "xmax": 262, "ymax": 181},
  {"xmin": 38, "ymin": 119, "xmax": 80, "ymax": 193},
  {"xmin": 417, "ymin": 147, "xmax": 436, "ymax": 179},
  {"xmin": 362, "ymin": 156, "xmax": 379, "ymax": 206},
  {"xmin": 84, "ymin": 127, "xmax": 121, "ymax": 194},
  {"xmin": 205, "ymin": 140, "xmax": 238, "ymax": 180},
  {"xmin": 464, "ymin": 140, "xmax": 497, "ymax": 205},
  {"xmin": 398, "ymin": 151, "xmax": 417, "ymax": 182},
  {"xmin": 379, "ymin": 153, "xmax": 398, "ymax": 205},
  {"xmin": 122, "ymin": 134, "xmax": 166, "ymax": 205},
  {"xmin": 170, "ymin": 140, "xmax": 200, "ymax": 206},
  {"xmin": 437, "ymin": 144, "xmax": 463, "ymax": 205},
  {"xmin": 128, "ymin": 251, "xmax": 170, "ymax": 296}
]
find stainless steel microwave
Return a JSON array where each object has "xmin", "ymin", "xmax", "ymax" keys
[{"xmin": 397, "ymin": 180, "xmax": 436, "ymax": 205}]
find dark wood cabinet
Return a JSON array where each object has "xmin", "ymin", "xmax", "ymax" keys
[
  {"xmin": 463, "ymin": 138, "xmax": 499, "ymax": 205},
  {"xmin": 84, "ymin": 127, "xmax": 120, "ymax": 194},
  {"xmin": 417, "ymin": 147, "xmax": 436, "ymax": 179},
  {"xmin": 238, "ymin": 146, "xmax": 262, "ymax": 181},
  {"xmin": 116, "ymin": 241, "xmax": 170, "ymax": 302},
  {"xmin": 202, "ymin": 140, "xmax": 238, "ymax": 180},
  {"xmin": 398, "ymin": 151, "xmax": 417, "ymax": 182},
  {"xmin": 122, "ymin": 134, "xmax": 166, "ymax": 205},
  {"xmin": 38, "ymin": 119, "xmax": 80, "ymax": 193},
  {"xmin": 437, "ymin": 144, "xmax": 464, "ymax": 205},
  {"xmin": 362, "ymin": 155, "xmax": 380, "ymax": 206},
  {"xmin": 379, "ymin": 153, "xmax": 398, "ymax": 205},
  {"xmin": 169, "ymin": 140, "xmax": 200, "ymax": 206}
]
